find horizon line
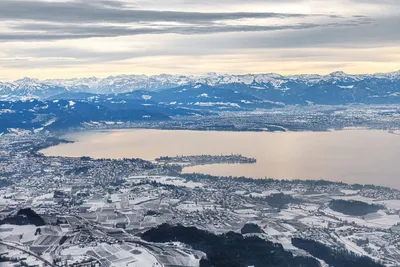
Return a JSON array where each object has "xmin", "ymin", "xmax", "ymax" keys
[{"xmin": 2, "ymin": 69, "xmax": 400, "ymax": 83}]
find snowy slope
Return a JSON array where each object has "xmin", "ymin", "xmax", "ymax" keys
[{"xmin": 1, "ymin": 71, "xmax": 399, "ymax": 104}]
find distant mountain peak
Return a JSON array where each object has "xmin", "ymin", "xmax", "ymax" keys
[
  {"xmin": 14, "ymin": 77, "xmax": 40, "ymax": 84},
  {"xmin": 329, "ymin": 71, "xmax": 347, "ymax": 77},
  {"xmin": 1, "ymin": 71, "xmax": 399, "ymax": 102}
]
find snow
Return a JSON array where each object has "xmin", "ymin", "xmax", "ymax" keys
[
  {"xmin": 333, "ymin": 233, "xmax": 370, "ymax": 256},
  {"xmin": 332, "ymin": 195, "xmax": 376, "ymax": 204},
  {"xmin": 2, "ymin": 71, "xmax": 400, "ymax": 100},
  {"xmin": 85, "ymin": 200, "xmax": 106, "ymax": 212},
  {"xmin": 33, "ymin": 193, "xmax": 53, "ymax": 200},
  {"xmin": 142, "ymin": 94, "xmax": 152, "ymax": 100},
  {"xmin": 276, "ymin": 236, "xmax": 298, "ymax": 250},
  {"xmin": 43, "ymin": 118, "xmax": 57, "ymax": 127},
  {"xmin": 299, "ymin": 216, "xmax": 329, "ymax": 228},
  {"xmin": 61, "ymin": 245, "xmax": 95, "ymax": 256},
  {"xmin": 263, "ymin": 99, "xmax": 285, "ymax": 106},
  {"xmin": 61, "ymin": 243, "xmax": 160, "ymax": 267},
  {"xmin": 377, "ymin": 199, "xmax": 400, "ymax": 210},
  {"xmin": 127, "ymin": 246, "xmax": 159, "ymax": 267},
  {"xmin": 0, "ymin": 224, "xmax": 37, "ymax": 244},
  {"xmin": 248, "ymin": 189, "xmax": 281, "ymax": 198},
  {"xmin": 264, "ymin": 227, "xmax": 282, "ymax": 236},
  {"xmin": 338, "ymin": 85, "xmax": 355, "ymax": 89},
  {"xmin": 177, "ymin": 202, "xmax": 217, "ymax": 212},
  {"xmin": 340, "ymin": 189, "xmax": 359, "ymax": 195},
  {"xmin": 68, "ymin": 100, "xmax": 75, "ymax": 106},
  {"xmin": 234, "ymin": 208, "xmax": 258, "ymax": 215},
  {"xmin": 194, "ymin": 102, "xmax": 240, "ymax": 108},
  {"xmin": 7, "ymin": 128, "xmax": 31, "ymax": 136},
  {"xmin": 323, "ymin": 208, "xmax": 399, "ymax": 229},
  {"xmin": 128, "ymin": 176, "xmax": 203, "ymax": 189},
  {"xmin": 281, "ymin": 223, "xmax": 297, "ymax": 232},
  {"xmin": 0, "ymin": 109, "xmax": 15, "ymax": 114}
]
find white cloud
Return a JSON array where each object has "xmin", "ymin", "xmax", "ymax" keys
[{"xmin": 0, "ymin": 0, "xmax": 399, "ymax": 79}]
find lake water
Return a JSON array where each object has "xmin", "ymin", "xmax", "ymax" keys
[{"xmin": 42, "ymin": 129, "xmax": 400, "ymax": 189}]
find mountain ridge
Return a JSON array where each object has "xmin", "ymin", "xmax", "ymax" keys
[
  {"xmin": 2, "ymin": 70, "xmax": 400, "ymax": 93},
  {"xmin": 1, "ymin": 71, "xmax": 399, "ymax": 107}
]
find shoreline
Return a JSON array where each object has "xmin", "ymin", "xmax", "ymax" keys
[{"xmin": 38, "ymin": 128, "xmax": 400, "ymax": 191}]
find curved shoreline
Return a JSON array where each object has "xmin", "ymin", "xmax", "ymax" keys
[{"xmin": 39, "ymin": 128, "xmax": 400, "ymax": 190}]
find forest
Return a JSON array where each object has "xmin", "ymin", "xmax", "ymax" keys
[
  {"xmin": 0, "ymin": 208, "xmax": 45, "ymax": 226},
  {"xmin": 142, "ymin": 223, "xmax": 320, "ymax": 267},
  {"xmin": 329, "ymin": 199, "xmax": 384, "ymax": 216},
  {"xmin": 292, "ymin": 238, "xmax": 383, "ymax": 267}
]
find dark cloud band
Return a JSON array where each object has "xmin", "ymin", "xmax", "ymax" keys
[
  {"xmin": 0, "ymin": 0, "xmax": 311, "ymax": 24},
  {"xmin": 3, "ymin": 22, "xmax": 333, "ymax": 41},
  {"xmin": 0, "ymin": 0, "xmax": 370, "ymax": 42}
]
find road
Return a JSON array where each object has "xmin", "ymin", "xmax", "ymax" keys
[{"xmin": 0, "ymin": 240, "xmax": 56, "ymax": 267}]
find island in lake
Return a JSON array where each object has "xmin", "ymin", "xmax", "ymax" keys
[{"xmin": 155, "ymin": 154, "xmax": 257, "ymax": 166}]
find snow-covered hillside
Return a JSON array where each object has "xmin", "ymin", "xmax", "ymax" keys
[{"xmin": 1, "ymin": 71, "xmax": 399, "ymax": 104}]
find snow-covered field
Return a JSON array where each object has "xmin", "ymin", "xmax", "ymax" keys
[{"xmin": 128, "ymin": 175, "xmax": 204, "ymax": 188}]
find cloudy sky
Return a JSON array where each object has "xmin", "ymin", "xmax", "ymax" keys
[{"xmin": 0, "ymin": 0, "xmax": 399, "ymax": 80}]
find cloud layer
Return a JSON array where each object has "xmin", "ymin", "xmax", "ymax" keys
[{"xmin": 0, "ymin": 0, "xmax": 399, "ymax": 79}]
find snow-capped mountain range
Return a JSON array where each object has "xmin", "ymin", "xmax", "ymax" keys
[
  {"xmin": 1, "ymin": 71, "xmax": 400, "ymax": 134},
  {"xmin": 0, "ymin": 71, "xmax": 399, "ymax": 106},
  {"xmin": 0, "ymin": 71, "xmax": 398, "ymax": 95}
]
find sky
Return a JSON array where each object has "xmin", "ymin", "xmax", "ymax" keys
[{"xmin": 0, "ymin": 0, "xmax": 400, "ymax": 80}]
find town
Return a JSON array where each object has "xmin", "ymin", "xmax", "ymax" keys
[
  {"xmin": 1, "ymin": 133, "xmax": 400, "ymax": 266},
  {"xmin": 155, "ymin": 154, "xmax": 256, "ymax": 166}
]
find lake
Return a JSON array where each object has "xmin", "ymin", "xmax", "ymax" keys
[{"xmin": 42, "ymin": 129, "xmax": 400, "ymax": 189}]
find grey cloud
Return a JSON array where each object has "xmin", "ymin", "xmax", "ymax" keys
[
  {"xmin": 1, "ymin": 14, "xmax": 370, "ymax": 42},
  {"xmin": 3, "ymin": 22, "xmax": 332, "ymax": 41},
  {"xmin": 0, "ymin": 0, "xmax": 371, "ymax": 43},
  {"xmin": 138, "ymin": 0, "xmax": 400, "ymax": 6},
  {"xmin": 3, "ymin": 35, "xmax": 396, "ymax": 69},
  {"xmin": 0, "ymin": 44, "xmax": 229, "ymax": 68},
  {"xmin": 5, "ymin": 17, "xmax": 397, "ymax": 64},
  {"xmin": 0, "ymin": 0, "xmax": 311, "ymax": 24},
  {"xmin": 2, "ymin": 16, "xmax": 397, "ymax": 58},
  {"xmin": 178, "ymin": 16, "xmax": 400, "ymax": 49},
  {"xmin": 266, "ymin": 17, "xmax": 400, "ymax": 48},
  {"xmin": 0, "ymin": 0, "xmax": 398, "ymax": 75},
  {"xmin": 349, "ymin": 0, "xmax": 400, "ymax": 4}
]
